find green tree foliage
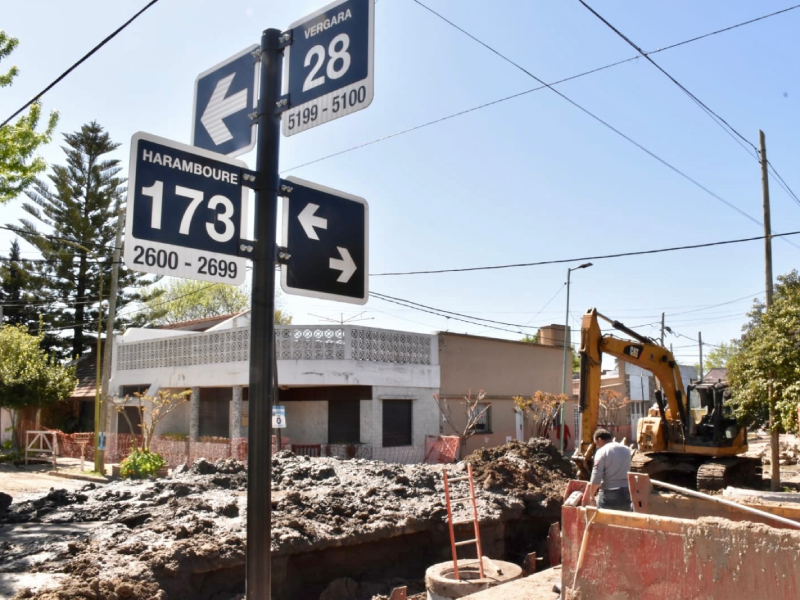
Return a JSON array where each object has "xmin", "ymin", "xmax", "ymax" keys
[
  {"xmin": 703, "ymin": 340, "xmax": 740, "ymax": 372},
  {"xmin": 140, "ymin": 279, "xmax": 250, "ymax": 325},
  {"xmin": 139, "ymin": 278, "xmax": 292, "ymax": 326},
  {"xmin": 520, "ymin": 332, "xmax": 539, "ymax": 343},
  {"xmin": 0, "ymin": 239, "xmax": 39, "ymax": 329},
  {"xmin": 0, "ymin": 31, "xmax": 58, "ymax": 203},
  {"xmin": 12, "ymin": 122, "xmax": 149, "ymax": 358},
  {"xmin": 728, "ymin": 271, "xmax": 800, "ymax": 433},
  {"xmin": 0, "ymin": 324, "xmax": 76, "ymax": 422}
]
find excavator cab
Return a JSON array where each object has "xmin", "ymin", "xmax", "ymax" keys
[{"xmin": 687, "ymin": 381, "xmax": 744, "ymax": 447}]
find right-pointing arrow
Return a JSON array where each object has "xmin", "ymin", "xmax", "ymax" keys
[
  {"xmin": 298, "ymin": 203, "xmax": 328, "ymax": 240},
  {"xmin": 330, "ymin": 247, "xmax": 357, "ymax": 283},
  {"xmin": 201, "ymin": 73, "xmax": 248, "ymax": 145}
]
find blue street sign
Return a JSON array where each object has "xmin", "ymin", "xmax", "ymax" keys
[
  {"xmin": 192, "ymin": 45, "xmax": 259, "ymax": 157},
  {"xmin": 280, "ymin": 176, "xmax": 368, "ymax": 304},
  {"xmin": 124, "ymin": 132, "xmax": 249, "ymax": 285},
  {"xmin": 273, "ymin": 406, "xmax": 286, "ymax": 429},
  {"xmin": 282, "ymin": 0, "xmax": 374, "ymax": 136}
]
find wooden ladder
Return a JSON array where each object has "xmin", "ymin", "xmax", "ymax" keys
[{"xmin": 442, "ymin": 463, "xmax": 485, "ymax": 580}]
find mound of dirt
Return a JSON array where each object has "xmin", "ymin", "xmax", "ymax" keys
[
  {"xmin": 2, "ymin": 442, "xmax": 571, "ymax": 600},
  {"xmin": 465, "ymin": 438, "xmax": 575, "ymax": 513}
]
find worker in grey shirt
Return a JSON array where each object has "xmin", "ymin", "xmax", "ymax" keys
[{"xmin": 582, "ymin": 429, "xmax": 633, "ymax": 511}]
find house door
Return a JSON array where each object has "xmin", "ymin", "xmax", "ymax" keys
[{"xmin": 515, "ymin": 409, "xmax": 523, "ymax": 441}]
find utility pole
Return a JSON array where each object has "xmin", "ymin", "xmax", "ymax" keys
[
  {"xmin": 99, "ymin": 200, "xmax": 124, "ymax": 473},
  {"xmin": 698, "ymin": 332, "xmax": 704, "ymax": 381},
  {"xmin": 660, "ymin": 312, "xmax": 665, "ymax": 346},
  {"xmin": 760, "ymin": 129, "xmax": 779, "ymax": 492}
]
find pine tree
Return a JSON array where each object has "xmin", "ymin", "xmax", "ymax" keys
[
  {"xmin": 12, "ymin": 122, "xmax": 150, "ymax": 358},
  {"xmin": 0, "ymin": 239, "xmax": 39, "ymax": 329}
]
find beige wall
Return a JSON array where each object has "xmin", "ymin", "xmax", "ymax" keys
[
  {"xmin": 438, "ymin": 333, "xmax": 566, "ymax": 456},
  {"xmin": 438, "ymin": 333, "xmax": 564, "ymax": 397}
]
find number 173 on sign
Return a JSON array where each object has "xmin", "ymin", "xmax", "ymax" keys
[{"xmin": 124, "ymin": 132, "xmax": 249, "ymax": 285}]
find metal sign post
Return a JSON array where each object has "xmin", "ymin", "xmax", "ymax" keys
[{"xmin": 246, "ymin": 27, "xmax": 286, "ymax": 600}]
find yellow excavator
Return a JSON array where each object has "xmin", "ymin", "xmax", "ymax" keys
[{"xmin": 573, "ymin": 308, "xmax": 760, "ymax": 491}]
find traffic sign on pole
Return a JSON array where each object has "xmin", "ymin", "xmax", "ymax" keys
[
  {"xmin": 280, "ymin": 176, "xmax": 368, "ymax": 304},
  {"xmin": 282, "ymin": 0, "xmax": 374, "ymax": 136},
  {"xmin": 123, "ymin": 132, "xmax": 249, "ymax": 285},
  {"xmin": 192, "ymin": 44, "xmax": 259, "ymax": 157},
  {"xmin": 272, "ymin": 406, "xmax": 286, "ymax": 428}
]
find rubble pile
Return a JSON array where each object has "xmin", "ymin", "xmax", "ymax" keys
[
  {"xmin": 465, "ymin": 438, "xmax": 575, "ymax": 511},
  {"xmin": 1, "ymin": 440, "xmax": 572, "ymax": 600},
  {"xmin": 759, "ymin": 441, "xmax": 800, "ymax": 466}
]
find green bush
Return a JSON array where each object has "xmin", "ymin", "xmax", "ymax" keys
[
  {"xmin": 119, "ymin": 449, "xmax": 167, "ymax": 479},
  {"xmin": 2, "ymin": 439, "xmax": 13, "ymax": 450}
]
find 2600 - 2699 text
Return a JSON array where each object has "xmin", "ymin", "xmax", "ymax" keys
[{"xmin": 132, "ymin": 245, "xmax": 238, "ymax": 279}]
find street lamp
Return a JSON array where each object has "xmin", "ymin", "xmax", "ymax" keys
[{"xmin": 560, "ymin": 262, "xmax": 593, "ymax": 453}]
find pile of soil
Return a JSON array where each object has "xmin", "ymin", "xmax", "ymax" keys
[
  {"xmin": 1, "ymin": 440, "xmax": 572, "ymax": 600},
  {"xmin": 760, "ymin": 441, "xmax": 800, "ymax": 466},
  {"xmin": 465, "ymin": 439, "xmax": 576, "ymax": 512}
]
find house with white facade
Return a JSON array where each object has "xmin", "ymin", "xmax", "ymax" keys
[
  {"xmin": 109, "ymin": 313, "xmax": 441, "ymax": 452},
  {"xmin": 107, "ymin": 313, "xmax": 569, "ymax": 458}
]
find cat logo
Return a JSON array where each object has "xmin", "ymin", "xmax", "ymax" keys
[{"xmin": 623, "ymin": 344, "xmax": 643, "ymax": 359}]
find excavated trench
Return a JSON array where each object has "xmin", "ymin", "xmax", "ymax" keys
[{"xmin": 0, "ymin": 439, "xmax": 573, "ymax": 600}]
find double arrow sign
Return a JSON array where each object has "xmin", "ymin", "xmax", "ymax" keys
[
  {"xmin": 298, "ymin": 203, "xmax": 357, "ymax": 283},
  {"xmin": 280, "ymin": 177, "xmax": 368, "ymax": 304}
]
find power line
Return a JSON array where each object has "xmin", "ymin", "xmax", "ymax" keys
[
  {"xmin": 0, "ymin": 0, "xmax": 162, "ymax": 129},
  {"xmin": 369, "ymin": 292, "xmax": 529, "ymax": 336},
  {"xmin": 577, "ymin": 0, "xmax": 800, "ymax": 212},
  {"xmin": 411, "ymin": 0, "xmax": 800, "ymax": 250},
  {"xmin": 0, "ymin": 225, "xmax": 121, "ymax": 253},
  {"xmin": 576, "ymin": 0, "xmax": 758, "ymax": 158},
  {"xmin": 524, "ymin": 283, "xmax": 565, "ymax": 326},
  {"xmin": 281, "ymin": 4, "xmax": 800, "ymax": 173},
  {"xmin": 371, "ymin": 230, "xmax": 800, "ymax": 277},
  {"xmin": 371, "ymin": 291, "xmax": 538, "ymax": 331},
  {"xmin": 767, "ymin": 160, "xmax": 800, "ymax": 207}
]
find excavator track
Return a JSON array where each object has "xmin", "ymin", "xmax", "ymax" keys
[
  {"xmin": 696, "ymin": 457, "xmax": 762, "ymax": 492},
  {"xmin": 630, "ymin": 452, "xmax": 762, "ymax": 491}
]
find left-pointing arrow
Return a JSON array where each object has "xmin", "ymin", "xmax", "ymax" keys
[
  {"xmin": 298, "ymin": 203, "xmax": 328, "ymax": 240},
  {"xmin": 201, "ymin": 73, "xmax": 248, "ymax": 145},
  {"xmin": 330, "ymin": 247, "xmax": 357, "ymax": 283}
]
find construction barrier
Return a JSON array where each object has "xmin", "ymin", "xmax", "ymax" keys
[
  {"xmin": 560, "ymin": 504, "xmax": 800, "ymax": 599},
  {"xmin": 423, "ymin": 435, "xmax": 460, "ymax": 464}
]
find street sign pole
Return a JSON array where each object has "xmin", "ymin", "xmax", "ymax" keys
[{"xmin": 247, "ymin": 27, "xmax": 283, "ymax": 600}]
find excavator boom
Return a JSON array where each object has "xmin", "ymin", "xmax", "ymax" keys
[{"xmin": 574, "ymin": 308, "xmax": 754, "ymax": 489}]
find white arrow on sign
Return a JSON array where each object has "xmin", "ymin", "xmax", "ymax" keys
[
  {"xmin": 201, "ymin": 73, "xmax": 248, "ymax": 145},
  {"xmin": 298, "ymin": 203, "xmax": 328, "ymax": 240},
  {"xmin": 330, "ymin": 247, "xmax": 357, "ymax": 283}
]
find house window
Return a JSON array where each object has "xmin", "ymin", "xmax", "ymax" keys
[
  {"xmin": 471, "ymin": 402, "xmax": 492, "ymax": 434},
  {"xmin": 382, "ymin": 400, "xmax": 412, "ymax": 447},
  {"xmin": 328, "ymin": 399, "xmax": 360, "ymax": 444}
]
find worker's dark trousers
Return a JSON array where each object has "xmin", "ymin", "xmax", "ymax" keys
[{"xmin": 597, "ymin": 487, "xmax": 633, "ymax": 512}]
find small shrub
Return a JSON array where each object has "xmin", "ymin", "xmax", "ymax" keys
[
  {"xmin": 0, "ymin": 450, "xmax": 23, "ymax": 463},
  {"xmin": 119, "ymin": 449, "xmax": 167, "ymax": 479},
  {"xmin": 2, "ymin": 439, "xmax": 13, "ymax": 450}
]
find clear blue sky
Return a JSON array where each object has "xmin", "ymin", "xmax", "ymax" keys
[{"xmin": 2, "ymin": 0, "xmax": 799, "ymax": 366}]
